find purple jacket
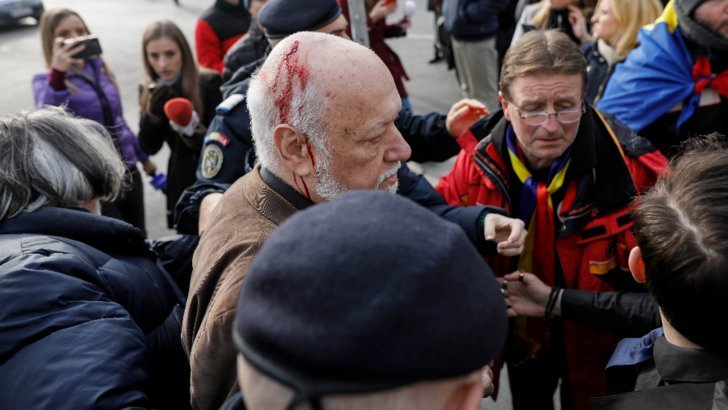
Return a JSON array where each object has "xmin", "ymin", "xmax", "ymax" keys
[{"xmin": 32, "ymin": 59, "xmax": 148, "ymax": 168}]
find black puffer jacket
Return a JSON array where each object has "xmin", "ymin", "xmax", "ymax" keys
[
  {"xmin": 582, "ymin": 40, "xmax": 618, "ymax": 105},
  {"xmin": 0, "ymin": 207, "xmax": 190, "ymax": 410}
]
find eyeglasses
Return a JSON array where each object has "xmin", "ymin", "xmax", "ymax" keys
[{"xmin": 510, "ymin": 102, "xmax": 585, "ymax": 126}]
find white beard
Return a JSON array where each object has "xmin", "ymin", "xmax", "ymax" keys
[{"xmin": 315, "ymin": 160, "xmax": 401, "ymax": 201}]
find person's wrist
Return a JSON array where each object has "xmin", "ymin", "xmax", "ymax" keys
[
  {"xmin": 544, "ymin": 286, "xmax": 562, "ymax": 319},
  {"xmin": 478, "ymin": 210, "xmax": 489, "ymax": 238},
  {"xmin": 49, "ymin": 67, "xmax": 67, "ymax": 90},
  {"xmin": 552, "ymin": 288, "xmax": 563, "ymax": 317},
  {"xmin": 369, "ymin": 9, "xmax": 385, "ymax": 22}
]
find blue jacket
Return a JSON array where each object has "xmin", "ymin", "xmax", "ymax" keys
[
  {"xmin": 0, "ymin": 207, "xmax": 189, "ymax": 410},
  {"xmin": 443, "ymin": 0, "xmax": 508, "ymax": 41}
]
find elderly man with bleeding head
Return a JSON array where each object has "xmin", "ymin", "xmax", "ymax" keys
[
  {"xmin": 183, "ymin": 31, "xmax": 412, "ymax": 410},
  {"xmin": 247, "ymin": 31, "xmax": 411, "ymax": 201}
]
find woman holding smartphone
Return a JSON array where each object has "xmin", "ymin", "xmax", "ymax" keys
[
  {"xmin": 32, "ymin": 8, "xmax": 155, "ymax": 234},
  {"xmin": 138, "ymin": 20, "xmax": 221, "ymax": 229}
]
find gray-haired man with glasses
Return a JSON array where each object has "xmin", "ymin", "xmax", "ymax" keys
[{"xmin": 436, "ymin": 30, "xmax": 668, "ymax": 410}]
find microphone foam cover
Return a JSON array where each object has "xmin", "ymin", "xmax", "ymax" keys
[{"xmin": 164, "ymin": 97, "xmax": 193, "ymax": 126}]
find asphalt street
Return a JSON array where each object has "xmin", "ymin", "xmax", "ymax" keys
[{"xmin": 0, "ymin": 1, "xmax": 548, "ymax": 408}]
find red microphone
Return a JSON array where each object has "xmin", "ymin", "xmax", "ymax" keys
[{"xmin": 164, "ymin": 97, "xmax": 193, "ymax": 126}]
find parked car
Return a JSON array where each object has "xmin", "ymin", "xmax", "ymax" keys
[{"xmin": 0, "ymin": 0, "xmax": 43, "ymax": 26}]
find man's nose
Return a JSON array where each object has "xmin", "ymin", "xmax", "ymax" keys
[
  {"xmin": 385, "ymin": 129, "xmax": 412, "ymax": 162},
  {"xmin": 541, "ymin": 114, "xmax": 560, "ymax": 133}
]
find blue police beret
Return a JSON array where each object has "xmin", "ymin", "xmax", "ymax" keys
[
  {"xmin": 258, "ymin": 0, "xmax": 342, "ymax": 39},
  {"xmin": 233, "ymin": 191, "xmax": 507, "ymax": 395}
]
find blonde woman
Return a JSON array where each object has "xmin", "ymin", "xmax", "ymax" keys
[
  {"xmin": 32, "ymin": 8, "xmax": 154, "ymax": 233},
  {"xmin": 580, "ymin": 0, "xmax": 663, "ymax": 104}
]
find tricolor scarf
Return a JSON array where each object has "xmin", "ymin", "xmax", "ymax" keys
[
  {"xmin": 597, "ymin": 0, "xmax": 728, "ymax": 132},
  {"xmin": 505, "ymin": 125, "xmax": 572, "ymax": 286}
]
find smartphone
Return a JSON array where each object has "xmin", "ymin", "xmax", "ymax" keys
[
  {"xmin": 63, "ymin": 35, "xmax": 103, "ymax": 60},
  {"xmin": 383, "ymin": 0, "xmax": 397, "ymax": 5}
]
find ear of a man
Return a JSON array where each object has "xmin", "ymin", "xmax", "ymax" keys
[
  {"xmin": 442, "ymin": 371, "xmax": 484, "ymax": 410},
  {"xmin": 498, "ymin": 91, "xmax": 511, "ymax": 122},
  {"xmin": 273, "ymin": 124, "xmax": 315, "ymax": 177},
  {"xmin": 628, "ymin": 246, "xmax": 647, "ymax": 284}
]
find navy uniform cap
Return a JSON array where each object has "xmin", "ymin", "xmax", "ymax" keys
[
  {"xmin": 234, "ymin": 191, "xmax": 507, "ymax": 395},
  {"xmin": 258, "ymin": 0, "xmax": 342, "ymax": 39}
]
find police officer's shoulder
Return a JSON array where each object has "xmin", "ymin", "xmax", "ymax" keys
[{"xmin": 216, "ymin": 93, "xmax": 247, "ymax": 116}]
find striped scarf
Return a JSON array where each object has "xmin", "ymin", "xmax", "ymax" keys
[{"xmin": 506, "ymin": 125, "xmax": 571, "ymax": 285}]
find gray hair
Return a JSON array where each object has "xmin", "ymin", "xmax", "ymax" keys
[
  {"xmin": 0, "ymin": 107, "xmax": 126, "ymax": 221},
  {"xmin": 247, "ymin": 38, "xmax": 331, "ymax": 174}
]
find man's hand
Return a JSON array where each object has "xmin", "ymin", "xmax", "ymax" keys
[
  {"xmin": 499, "ymin": 271, "xmax": 551, "ymax": 318},
  {"xmin": 568, "ymin": 5, "xmax": 591, "ymax": 43},
  {"xmin": 446, "ymin": 99, "xmax": 489, "ymax": 138},
  {"xmin": 481, "ymin": 364, "xmax": 495, "ymax": 397},
  {"xmin": 198, "ymin": 192, "xmax": 224, "ymax": 236},
  {"xmin": 369, "ymin": 0, "xmax": 397, "ymax": 23},
  {"xmin": 483, "ymin": 214, "xmax": 526, "ymax": 256}
]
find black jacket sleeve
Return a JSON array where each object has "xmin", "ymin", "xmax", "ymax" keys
[
  {"xmin": 174, "ymin": 181, "xmax": 230, "ymax": 234},
  {"xmin": 560, "ymin": 289, "xmax": 661, "ymax": 336},
  {"xmin": 396, "ymin": 109, "xmax": 461, "ymax": 163},
  {"xmin": 397, "ymin": 163, "xmax": 499, "ymax": 255}
]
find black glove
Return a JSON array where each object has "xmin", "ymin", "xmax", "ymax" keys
[{"xmin": 148, "ymin": 84, "xmax": 178, "ymax": 119}]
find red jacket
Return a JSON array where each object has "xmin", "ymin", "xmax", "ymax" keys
[
  {"xmin": 436, "ymin": 107, "xmax": 667, "ymax": 409},
  {"xmin": 195, "ymin": 1, "xmax": 251, "ymax": 74}
]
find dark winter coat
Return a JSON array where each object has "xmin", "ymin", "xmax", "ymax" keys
[
  {"xmin": 443, "ymin": 0, "xmax": 507, "ymax": 41},
  {"xmin": 0, "ymin": 207, "xmax": 190, "ymax": 410}
]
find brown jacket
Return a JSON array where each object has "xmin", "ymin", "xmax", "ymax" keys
[{"xmin": 182, "ymin": 167, "xmax": 298, "ymax": 410}]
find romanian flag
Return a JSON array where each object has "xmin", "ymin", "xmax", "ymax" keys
[{"xmin": 597, "ymin": 1, "xmax": 699, "ymax": 132}]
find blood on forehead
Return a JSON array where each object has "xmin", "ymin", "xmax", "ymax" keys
[{"xmin": 267, "ymin": 40, "xmax": 310, "ymax": 124}]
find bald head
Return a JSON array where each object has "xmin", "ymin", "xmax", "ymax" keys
[{"xmin": 248, "ymin": 32, "xmax": 409, "ymax": 201}]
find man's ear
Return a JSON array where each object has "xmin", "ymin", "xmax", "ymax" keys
[
  {"xmin": 499, "ymin": 91, "xmax": 511, "ymax": 122},
  {"xmin": 442, "ymin": 372, "xmax": 483, "ymax": 410},
  {"xmin": 628, "ymin": 246, "xmax": 647, "ymax": 284},
  {"xmin": 273, "ymin": 124, "xmax": 315, "ymax": 177}
]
